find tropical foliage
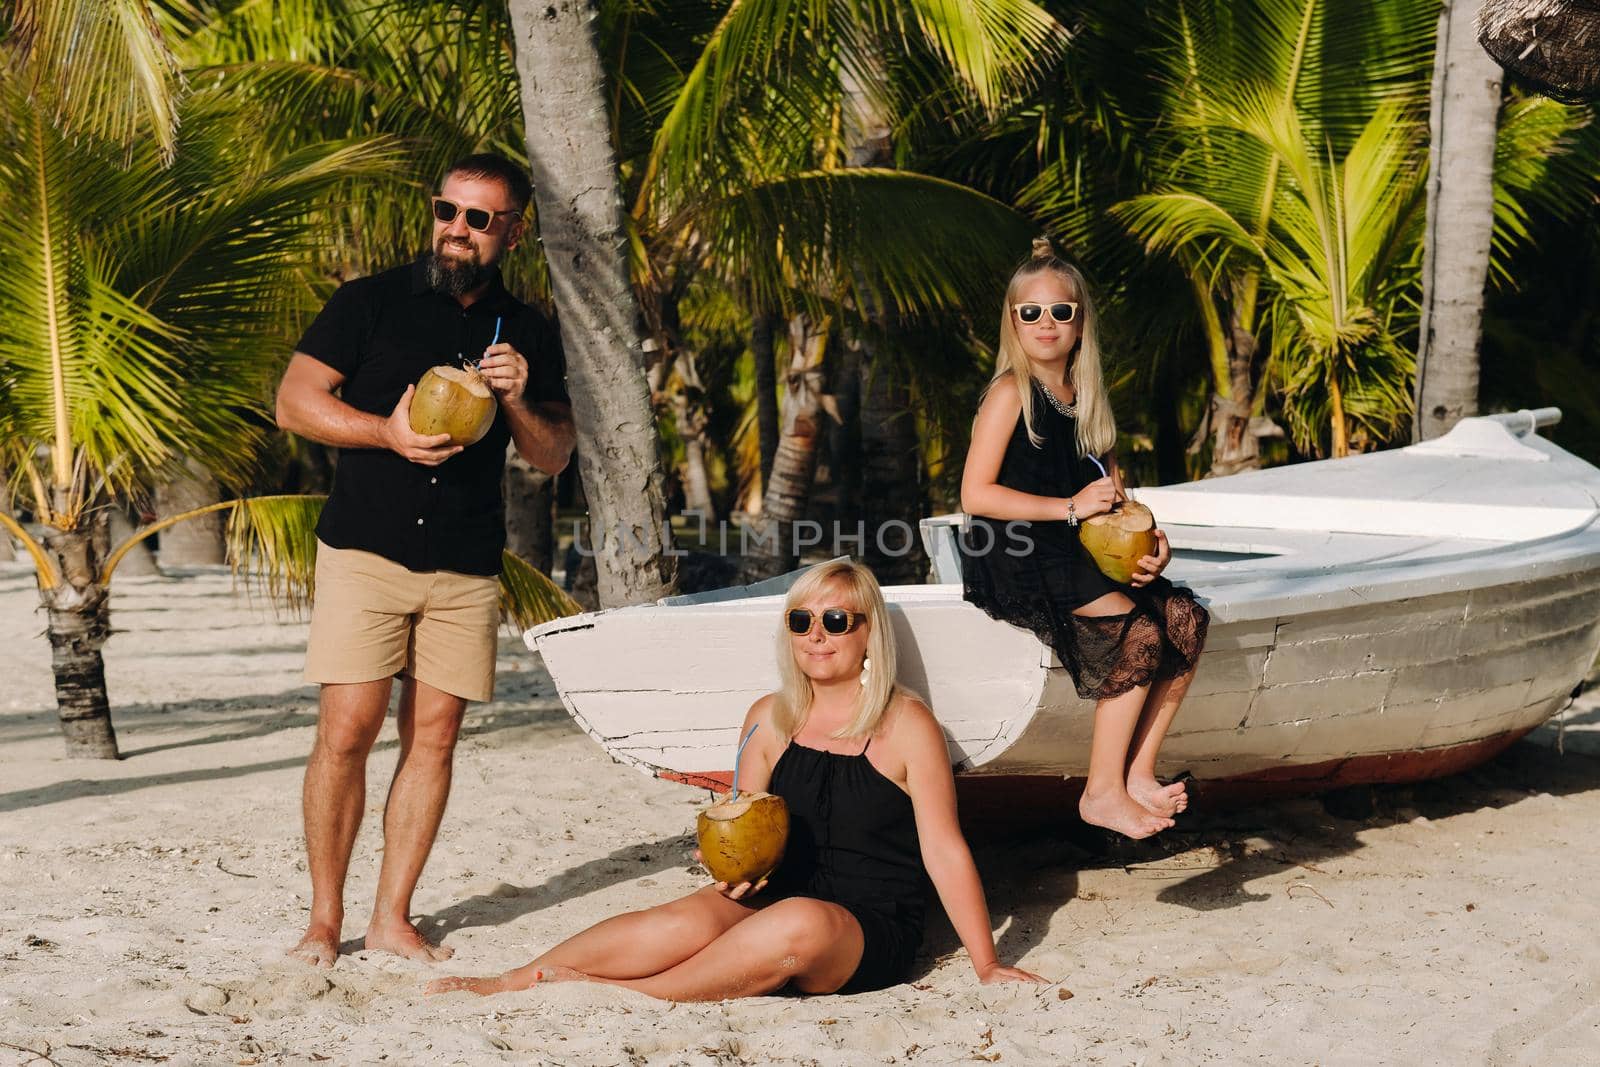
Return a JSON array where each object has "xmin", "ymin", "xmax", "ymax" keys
[{"xmin": 3, "ymin": 0, "xmax": 1597, "ymax": 756}]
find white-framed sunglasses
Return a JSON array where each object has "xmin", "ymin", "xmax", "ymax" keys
[{"xmin": 1013, "ymin": 301, "xmax": 1080, "ymax": 325}]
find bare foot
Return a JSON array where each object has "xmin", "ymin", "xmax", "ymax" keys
[
  {"xmin": 425, "ymin": 973, "xmax": 511, "ymax": 996},
  {"xmin": 1128, "ymin": 775, "xmax": 1187, "ymax": 817},
  {"xmin": 287, "ymin": 924, "xmax": 340, "ymax": 968},
  {"xmin": 424, "ymin": 964, "xmax": 582, "ymax": 997},
  {"xmin": 1079, "ymin": 788, "xmax": 1174, "ymax": 840},
  {"xmin": 363, "ymin": 920, "xmax": 454, "ymax": 963},
  {"xmin": 530, "ymin": 964, "xmax": 587, "ymax": 984}
]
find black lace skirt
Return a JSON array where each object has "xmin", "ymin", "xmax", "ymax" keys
[{"xmin": 960, "ymin": 517, "xmax": 1209, "ymax": 700}]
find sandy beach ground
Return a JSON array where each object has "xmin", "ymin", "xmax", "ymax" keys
[{"xmin": 3, "ymin": 564, "xmax": 1599, "ymax": 1066}]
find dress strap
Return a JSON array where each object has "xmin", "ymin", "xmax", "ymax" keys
[{"xmin": 858, "ymin": 736, "xmax": 871, "ymax": 757}]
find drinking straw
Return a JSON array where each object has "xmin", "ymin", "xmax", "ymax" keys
[
  {"xmin": 1088, "ymin": 454, "xmax": 1107, "ymax": 478},
  {"xmin": 490, "ymin": 316, "xmax": 502, "ymax": 347},
  {"xmin": 729, "ymin": 722, "xmax": 760, "ymax": 800}
]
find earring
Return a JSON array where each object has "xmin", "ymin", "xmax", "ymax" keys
[{"xmin": 860, "ymin": 656, "xmax": 871, "ymax": 685}]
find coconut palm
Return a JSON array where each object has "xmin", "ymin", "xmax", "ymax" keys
[
  {"xmin": 0, "ymin": 42, "xmax": 579, "ymax": 758},
  {"xmin": 1118, "ymin": 95, "xmax": 1428, "ymax": 456},
  {"xmin": 1414, "ymin": 0, "xmax": 1506, "ymax": 440}
]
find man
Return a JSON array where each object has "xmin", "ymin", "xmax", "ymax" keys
[{"xmin": 275, "ymin": 153, "xmax": 575, "ymax": 967}]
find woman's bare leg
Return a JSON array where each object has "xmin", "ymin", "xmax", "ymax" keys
[
  {"xmin": 540, "ymin": 897, "xmax": 864, "ymax": 1002},
  {"xmin": 1072, "ymin": 593, "xmax": 1173, "ymax": 839},
  {"xmin": 425, "ymin": 886, "xmax": 756, "ymax": 995},
  {"xmin": 1125, "ymin": 666, "xmax": 1196, "ymax": 817}
]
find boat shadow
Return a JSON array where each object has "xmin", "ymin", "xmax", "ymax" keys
[
  {"xmin": 915, "ymin": 729, "xmax": 1600, "ymax": 976},
  {"xmin": 1105, "ymin": 733, "xmax": 1600, "ymax": 913}
]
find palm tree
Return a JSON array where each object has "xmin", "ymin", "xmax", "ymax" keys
[
  {"xmin": 506, "ymin": 0, "xmax": 680, "ymax": 605},
  {"xmin": 0, "ymin": 14, "xmax": 578, "ymax": 758},
  {"xmin": 1119, "ymin": 95, "xmax": 1427, "ymax": 456},
  {"xmin": 1414, "ymin": 0, "xmax": 1505, "ymax": 440}
]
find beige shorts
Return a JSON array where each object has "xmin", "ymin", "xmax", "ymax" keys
[{"xmin": 304, "ymin": 541, "xmax": 500, "ymax": 702}]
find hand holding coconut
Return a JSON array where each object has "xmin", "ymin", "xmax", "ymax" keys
[{"xmin": 384, "ymin": 385, "xmax": 465, "ymax": 465}]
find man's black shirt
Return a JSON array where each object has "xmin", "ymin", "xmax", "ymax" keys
[{"xmin": 295, "ymin": 258, "xmax": 568, "ymax": 577}]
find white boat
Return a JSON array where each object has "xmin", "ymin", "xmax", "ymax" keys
[{"xmin": 526, "ymin": 409, "xmax": 1600, "ymax": 802}]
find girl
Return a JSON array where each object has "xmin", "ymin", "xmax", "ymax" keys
[
  {"xmin": 427, "ymin": 560, "xmax": 1045, "ymax": 999},
  {"xmin": 960, "ymin": 239, "xmax": 1208, "ymax": 840}
]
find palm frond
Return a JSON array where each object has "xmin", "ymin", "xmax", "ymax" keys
[
  {"xmin": 499, "ymin": 550, "xmax": 585, "ymax": 632},
  {"xmin": 223, "ymin": 493, "xmax": 326, "ymax": 612},
  {"xmin": 690, "ymin": 168, "xmax": 1037, "ymax": 316},
  {"xmin": 6, "ymin": 0, "xmax": 186, "ymax": 158}
]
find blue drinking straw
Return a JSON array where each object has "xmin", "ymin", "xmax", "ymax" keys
[
  {"xmin": 1088, "ymin": 454, "xmax": 1107, "ymax": 478},
  {"xmin": 729, "ymin": 722, "xmax": 760, "ymax": 800},
  {"xmin": 473, "ymin": 317, "xmax": 503, "ymax": 370}
]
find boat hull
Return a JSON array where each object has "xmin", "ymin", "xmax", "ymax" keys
[{"xmin": 527, "ymin": 414, "xmax": 1600, "ymax": 795}]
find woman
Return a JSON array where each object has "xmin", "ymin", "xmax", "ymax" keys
[
  {"xmin": 426, "ymin": 559, "xmax": 1045, "ymax": 1000},
  {"xmin": 960, "ymin": 238, "xmax": 1209, "ymax": 841}
]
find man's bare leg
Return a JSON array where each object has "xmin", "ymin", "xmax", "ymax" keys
[
  {"xmin": 1126, "ymin": 666, "xmax": 1196, "ymax": 817},
  {"xmin": 289, "ymin": 679, "xmax": 392, "ymax": 967},
  {"xmin": 425, "ymin": 885, "xmax": 757, "ymax": 995},
  {"xmin": 363, "ymin": 677, "xmax": 466, "ymax": 962}
]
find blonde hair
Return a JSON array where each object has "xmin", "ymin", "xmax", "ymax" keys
[
  {"xmin": 772, "ymin": 559, "xmax": 899, "ymax": 741},
  {"xmin": 989, "ymin": 237, "xmax": 1116, "ymax": 458}
]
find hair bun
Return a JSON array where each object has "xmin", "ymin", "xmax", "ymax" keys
[{"xmin": 1030, "ymin": 236, "xmax": 1056, "ymax": 261}]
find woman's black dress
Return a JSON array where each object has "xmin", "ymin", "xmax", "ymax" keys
[
  {"xmin": 762, "ymin": 738, "xmax": 926, "ymax": 994},
  {"xmin": 961, "ymin": 379, "xmax": 1208, "ymax": 699}
]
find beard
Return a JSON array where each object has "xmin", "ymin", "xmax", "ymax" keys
[{"xmin": 426, "ymin": 238, "xmax": 491, "ymax": 297}]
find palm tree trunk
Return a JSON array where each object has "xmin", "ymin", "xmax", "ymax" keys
[
  {"xmin": 154, "ymin": 458, "xmax": 226, "ymax": 568},
  {"xmin": 108, "ymin": 498, "xmax": 159, "ymax": 576},
  {"xmin": 40, "ymin": 523, "xmax": 118, "ymax": 759},
  {"xmin": 1329, "ymin": 366, "xmax": 1350, "ymax": 457},
  {"xmin": 671, "ymin": 354, "xmax": 717, "ymax": 521},
  {"xmin": 744, "ymin": 316, "xmax": 830, "ymax": 579},
  {"xmin": 0, "ymin": 475, "xmax": 14, "ymax": 562},
  {"xmin": 503, "ymin": 450, "xmax": 556, "ymax": 575},
  {"xmin": 858, "ymin": 343, "xmax": 926, "ymax": 584},
  {"xmin": 1415, "ymin": 0, "xmax": 1503, "ymax": 441},
  {"xmin": 1207, "ymin": 294, "xmax": 1264, "ymax": 477},
  {"xmin": 752, "ymin": 313, "xmax": 780, "ymax": 486},
  {"xmin": 839, "ymin": 60, "xmax": 923, "ymax": 581},
  {"xmin": 507, "ymin": 0, "xmax": 675, "ymax": 607}
]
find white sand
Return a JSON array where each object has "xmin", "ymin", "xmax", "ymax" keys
[{"xmin": 3, "ymin": 564, "xmax": 1599, "ymax": 1065}]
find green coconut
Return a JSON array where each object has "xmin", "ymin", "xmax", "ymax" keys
[
  {"xmin": 696, "ymin": 791, "xmax": 789, "ymax": 886},
  {"xmin": 1079, "ymin": 499, "xmax": 1159, "ymax": 585},
  {"xmin": 409, "ymin": 365, "xmax": 496, "ymax": 446}
]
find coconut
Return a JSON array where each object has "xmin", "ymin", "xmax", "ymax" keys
[
  {"xmin": 1079, "ymin": 499, "xmax": 1159, "ymax": 585},
  {"xmin": 696, "ymin": 791, "xmax": 789, "ymax": 886},
  {"xmin": 408, "ymin": 365, "xmax": 496, "ymax": 446}
]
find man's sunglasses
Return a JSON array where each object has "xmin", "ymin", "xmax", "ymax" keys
[
  {"xmin": 431, "ymin": 196, "xmax": 522, "ymax": 232},
  {"xmin": 786, "ymin": 608, "xmax": 867, "ymax": 636},
  {"xmin": 1013, "ymin": 301, "xmax": 1080, "ymax": 325}
]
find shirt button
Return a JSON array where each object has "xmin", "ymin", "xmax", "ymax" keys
[
  {"xmin": 430, "ymin": 477, "xmax": 438, "ymax": 484},
  {"xmin": 417, "ymin": 518, "xmax": 425, "ymax": 525}
]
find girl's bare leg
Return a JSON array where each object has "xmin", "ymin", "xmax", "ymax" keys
[
  {"xmin": 1126, "ymin": 666, "xmax": 1196, "ymax": 817},
  {"xmin": 1072, "ymin": 593, "xmax": 1173, "ymax": 839},
  {"xmin": 425, "ymin": 886, "xmax": 756, "ymax": 995},
  {"xmin": 540, "ymin": 897, "xmax": 864, "ymax": 1002}
]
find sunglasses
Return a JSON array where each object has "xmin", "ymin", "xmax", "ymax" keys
[
  {"xmin": 431, "ymin": 196, "xmax": 522, "ymax": 233},
  {"xmin": 1013, "ymin": 301, "xmax": 1079, "ymax": 325},
  {"xmin": 786, "ymin": 608, "xmax": 867, "ymax": 637}
]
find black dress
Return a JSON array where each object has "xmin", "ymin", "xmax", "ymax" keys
[
  {"xmin": 762, "ymin": 738, "xmax": 927, "ymax": 994},
  {"xmin": 961, "ymin": 379, "xmax": 1208, "ymax": 699}
]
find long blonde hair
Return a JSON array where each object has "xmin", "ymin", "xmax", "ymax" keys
[
  {"xmin": 772, "ymin": 560, "xmax": 899, "ymax": 741},
  {"xmin": 989, "ymin": 237, "xmax": 1116, "ymax": 458}
]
